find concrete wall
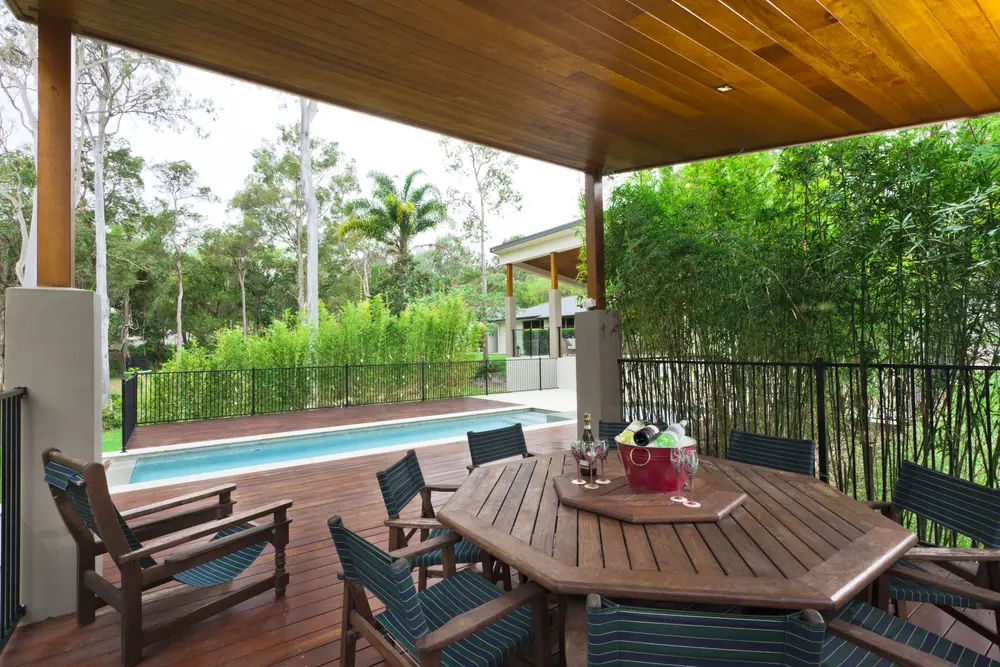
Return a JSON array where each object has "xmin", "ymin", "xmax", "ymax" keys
[
  {"xmin": 557, "ymin": 356, "xmax": 576, "ymax": 390},
  {"xmin": 574, "ymin": 309, "xmax": 622, "ymax": 437},
  {"xmin": 5, "ymin": 287, "xmax": 102, "ymax": 622}
]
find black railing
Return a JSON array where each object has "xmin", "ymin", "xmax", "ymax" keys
[
  {"xmin": 123, "ymin": 357, "xmax": 559, "ymax": 448},
  {"xmin": 620, "ymin": 358, "xmax": 1000, "ymax": 505},
  {"xmin": 0, "ymin": 387, "xmax": 26, "ymax": 649}
]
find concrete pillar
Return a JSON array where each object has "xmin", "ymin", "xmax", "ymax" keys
[
  {"xmin": 548, "ymin": 289, "xmax": 561, "ymax": 358},
  {"xmin": 5, "ymin": 287, "xmax": 101, "ymax": 622},
  {"xmin": 504, "ymin": 295, "xmax": 516, "ymax": 358},
  {"xmin": 575, "ymin": 309, "xmax": 622, "ymax": 437}
]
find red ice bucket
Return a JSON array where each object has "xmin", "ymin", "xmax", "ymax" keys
[{"xmin": 618, "ymin": 442, "xmax": 697, "ymax": 493}]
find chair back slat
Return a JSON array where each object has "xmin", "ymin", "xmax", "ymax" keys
[
  {"xmin": 376, "ymin": 450, "xmax": 426, "ymax": 519},
  {"xmin": 587, "ymin": 598, "xmax": 823, "ymax": 667},
  {"xmin": 598, "ymin": 421, "xmax": 630, "ymax": 444},
  {"xmin": 329, "ymin": 517, "xmax": 427, "ymax": 646},
  {"xmin": 467, "ymin": 423, "xmax": 527, "ymax": 467},
  {"xmin": 892, "ymin": 461, "xmax": 1000, "ymax": 548},
  {"xmin": 727, "ymin": 430, "xmax": 816, "ymax": 477}
]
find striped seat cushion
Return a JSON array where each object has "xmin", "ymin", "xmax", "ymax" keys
[
  {"xmin": 45, "ymin": 461, "xmax": 267, "ymax": 589},
  {"xmin": 887, "ymin": 560, "xmax": 978, "ymax": 608},
  {"xmin": 377, "ymin": 450, "xmax": 427, "ymax": 519},
  {"xmin": 378, "ymin": 569, "xmax": 533, "ymax": 667},
  {"xmin": 588, "ymin": 598, "xmax": 824, "ymax": 666},
  {"xmin": 412, "ymin": 528, "xmax": 482, "ymax": 567},
  {"xmin": 467, "ymin": 424, "xmax": 528, "ymax": 467},
  {"xmin": 824, "ymin": 600, "xmax": 999, "ymax": 666},
  {"xmin": 728, "ymin": 430, "xmax": 817, "ymax": 477}
]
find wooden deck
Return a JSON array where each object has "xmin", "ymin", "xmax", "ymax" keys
[
  {"xmin": 126, "ymin": 397, "xmax": 519, "ymax": 449},
  {"xmin": 4, "ymin": 423, "xmax": 996, "ymax": 666}
]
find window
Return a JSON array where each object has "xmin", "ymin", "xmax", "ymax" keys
[{"xmin": 562, "ymin": 316, "xmax": 575, "ymax": 328}]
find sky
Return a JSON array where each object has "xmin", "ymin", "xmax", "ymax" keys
[{"xmin": 95, "ymin": 63, "xmax": 586, "ymax": 248}]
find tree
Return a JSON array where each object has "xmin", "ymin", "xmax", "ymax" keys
[
  {"xmin": 76, "ymin": 38, "xmax": 211, "ymax": 404},
  {"xmin": 231, "ymin": 123, "xmax": 357, "ymax": 315},
  {"xmin": 0, "ymin": 133, "xmax": 34, "ymax": 387},
  {"xmin": 299, "ymin": 98, "xmax": 320, "ymax": 326},
  {"xmin": 340, "ymin": 169, "xmax": 447, "ymax": 264},
  {"xmin": 204, "ymin": 217, "xmax": 267, "ymax": 336},
  {"xmin": 441, "ymin": 139, "xmax": 521, "ymax": 294},
  {"xmin": 151, "ymin": 161, "xmax": 215, "ymax": 356}
]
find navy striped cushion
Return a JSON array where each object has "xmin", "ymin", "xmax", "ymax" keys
[
  {"xmin": 377, "ymin": 450, "xmax": 426, "ymax": 519},
  {"xmin": 728, "ymin": 430, "xmax": 817, "ymax": 477},
  {"xmin": 379, "ymin": 569, "xmax": 534, "ymax": 667},
  {"xmin": 598, "ymin": 421, "xmax": 631, "ymax": 444},
  {"xmin": 888, "ymin": 560, "xmax": 978, "ymax": 608},
  {"xmin": 467, "ymin": 424, "xmax": 528, "ymax": 467},
  {"xmin": 44, "ymin": 462, "xmax": 267, "ymax": 588},
  {"xmin": 412, "ymin": 528, "xmax": 481, "ymax": 567},
  {"xmin": 892, "ymin": 461, "xmax": 1000, "ymax": 548},
  {"xmin": 826, "ymin": 600, "xmax": 999, "ymax": 666},
  {"xmin": 588, "ymin": 598, "xmax": 824, "ymax": 666}
]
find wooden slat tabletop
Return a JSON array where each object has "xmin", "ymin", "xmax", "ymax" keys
[{"xmin": 437, "ymin": 453, "xmax": 918, "ymax": 610}]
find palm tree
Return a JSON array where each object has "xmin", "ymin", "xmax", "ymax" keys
[{"xmin": 339, "ymin": 169, "xmax": 447, "ymax": 264}]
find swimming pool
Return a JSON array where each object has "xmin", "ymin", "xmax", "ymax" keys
[{"xmin": 128, "ymin": 409, "xmax": 568, "ymax": 484}]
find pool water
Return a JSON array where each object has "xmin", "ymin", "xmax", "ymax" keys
[{"xmin": 129, "ymin": 409, "xmax": 567, "ymax": 484}]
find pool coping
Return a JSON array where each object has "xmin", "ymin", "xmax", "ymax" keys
[{"xmin": 107, "ymin": 406, "xmax": 575, "ymax": 494}]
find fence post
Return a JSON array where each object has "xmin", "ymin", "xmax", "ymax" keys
[
  {"xmin": 421, "ymin": 361, "xmax": 426, "ymax": 402},
  {"xmin": 345, "ymin": 364, "xmax": 351, "ymax": 407},
  {"xmin": 485, "ymin": 359, "xmax": 489, "ymax": 396},
  {"xmin": 251, "ymin": 368, "xmax": 257, "ymax": 416},
  {"xmin": 813, "ymin": 357, "xmax": 829, "ymax": 483}
]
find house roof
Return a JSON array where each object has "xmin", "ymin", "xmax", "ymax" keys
[
  {"xmin": 490, "ymin": 296, "xmax": 584, "ymax": 322},
  {"xmin": 8, "ymin": 1, "xmax": 1000, "ymax": 175},
  {"xmin": 491, "ymin": 220, "xmax": 582, "ymax": 253}
]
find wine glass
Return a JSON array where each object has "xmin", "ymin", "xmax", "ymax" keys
[
  {"xmin": 683, "ymin": 449, "xmax": 701, "ymax": 508},
  {"xmin": 596, "ymin": 439, "xmax": 611, "ymax": 484},
  {"xmin": 669, "ymin": 447, "xmax": 688, "ymax": 503},
  {"xmin": 570, "ymin": 441, "xmax": 586, "ymax": 485},
  {"xmin": 584, "ymin": 443, "xmax": 600, "ymax": 489}
]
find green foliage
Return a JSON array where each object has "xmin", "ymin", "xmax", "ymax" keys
[
  {"xmin": 102, "ymin": 393, "xmax": 123, "ymax": 431},
  {"xmin": 606, "ymin": 119, "xmax": 1000, "ymax": 365}
]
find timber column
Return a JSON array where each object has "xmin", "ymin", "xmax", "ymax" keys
[
  {"xmin": 548, "ymin": 252, "xmax": 560, "ymax": 358},
  {"xmin": 5, "ymin": 12, "xmax": 103, "ymax": 624},
  {"xmin": 575, "ymin": 171, "xmax": 622, "ymax": 435},
  {"xmin": 504, "ymin": 263, "xmax": 516, "ymax": 356}
]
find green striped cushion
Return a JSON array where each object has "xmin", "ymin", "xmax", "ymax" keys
[
  {"xmin": 412, "ymin": 528, "xmax": 481, "ymax": 567},
  {"xmin": 728, "ymin": 431, "xmax": 817, "ymax": 477},
  {"xmin": 588, "ymin": 598, "xmax": 824, "ymax": 666},
  {"xmin": 379, "ymin": 569, "xmax": 534, "ymax": 667},
  {"xmin": 44, "ymin": 461, "xmax": 267, "ymax": 588},
  {"xmin": 892, "ymin": 461, "xmax": 1000, "ymax": 548},
  {"xmin": 825, "ymin": 600, "xmax": 999, "ymax": 666},
  {"xmin": 377, "ymin": 450, "xmax": 426, "ymax": 519},
  {"xmin": 467, "ymin": 424, "xmax": 528, "ymax": 467},
  {"xmin": 888, "ymin": 560, "xmax": 978, "ymax": 608}
]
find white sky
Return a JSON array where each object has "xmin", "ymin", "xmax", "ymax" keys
[{"xmin": 104, "ymin": 65, "xmax": 586, "ymax": 248}]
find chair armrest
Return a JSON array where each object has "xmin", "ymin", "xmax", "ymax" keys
[
  {"xmin": 162, "ymin": 521, "xmax": 283, "ymax": 565},
  {"xmin": 824, "ymin": 617, "xmax": 957, "ymax": 667},
  {"xmin": 904, "ymin": 546, "xmax": 1000, "ymax": 562},
  {"xmin": 120, "ymin": 483, "xmax": 237, "ymax": 521},
  {"xmin": 117, "ymin": 499, "xmax": 293, "ymax": 564},
  {"xmin": 388, "ymin": 531, "xmax": 460, "ymax": 562},
  {"xmin": 384, "ymin": 517, "xmax": 444, "ymax": 530},
  {"xmin": 425, "ymin": 482, "xmax": 461, "ymax": 493},
  {"xmin": 416, "ymin": 583, "xmax": 546, "ymax": 654},
  {"xmin": 889, "ymin": 564, "xmax": 1000, "ymax": 606}
]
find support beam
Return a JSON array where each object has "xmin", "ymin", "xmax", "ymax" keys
[
  {"xmin": 549, "ymin": 252, "xmax": 560, "ymax": 358},
  {"xmin": 549, "ymin": 252, "xmax": 558, "ymax": 290},
  {"xmin": 506, "ymin": 263, "xmax": 514, "ymax": 297},
  {"xmin": 584, "ymin": 172, "xmax": 605, "ymax": 309},
  {"xmin": 504, "ymin": 264, "xmax": 515, "ymax": 358},
  {"xmin": 36, "ymin": 12, "xmax": 74, "ymax": 287}
]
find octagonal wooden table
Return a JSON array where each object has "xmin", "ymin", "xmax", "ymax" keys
[{"xmin": 436, "ymin": 452, "xmax": 917, "ymax": 610}]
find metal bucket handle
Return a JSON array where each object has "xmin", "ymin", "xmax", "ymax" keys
[{"xmin": 629, "ymin": 447, "xmax": 652, "ymax": 468}]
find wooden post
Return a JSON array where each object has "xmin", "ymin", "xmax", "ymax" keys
[
  {"xmin": 505, "ymin": 263, "xmax": 514, "ymax": 297},
  {"xmin": 585, "ymin": 171, "xmax": 605, "ymax": 309},
  {"xmin": 36, "ymin": 12, "xmax": 74, "ymax": 287},
  {"xmin": 549, "ymin": 252, "xmax": 558, "ymax": 289}
]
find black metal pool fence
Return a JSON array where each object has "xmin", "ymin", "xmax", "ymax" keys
[
  {"xmin": 122, "ymin": 357, "xmax": 559, "ymax": 449},
  {"xmin": 620, "ymin": 357, "xmax": 1000, "ymax": 503}
]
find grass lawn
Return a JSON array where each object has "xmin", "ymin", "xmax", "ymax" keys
[{"xmin": 102, "ymin": 429, "xmax": 122, "ymax": 453}]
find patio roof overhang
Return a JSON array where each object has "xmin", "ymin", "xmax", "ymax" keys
[
  {"xmin": 492, "ymin": 221, "xmax": 583, "ymax": 287},
  {"xmin": 10, "ymin": 0, "xmax": 1000, "ymax": 176}
]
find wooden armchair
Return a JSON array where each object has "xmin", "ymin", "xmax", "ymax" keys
[
  {"xmin": 869, "ymin": 460, "xmax": 1000, "ymax": 647},
  {"xmin": 329, "ymin": 516, "xmax": 549, "ymax": 667},
  {"xmin": 466, "ymin": 423, "xmax": 536, "ymax": 472},
  {"xmin": 377, "ymin": 449, "xmax": 509, "ymax": 590},
  {"xmin": 43, "ymin": 448, "xmax": 292, "ymax": 667}
]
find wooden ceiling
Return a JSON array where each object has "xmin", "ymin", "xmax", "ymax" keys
[{"xmin": 11, "ymin": 0, "xmax": 1000, "ymax": 173}]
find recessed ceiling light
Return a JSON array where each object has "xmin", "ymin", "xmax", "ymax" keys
[{"xmin": 715, "ymin": 84, "xmax": 734, "ymax": 93}]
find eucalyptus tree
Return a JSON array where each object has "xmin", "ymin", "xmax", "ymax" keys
[
  {"xmin": 441, "ymin": 139, "xmax": 521, "ymax": 294},
  {"xmin": 152, "ymin": 160, "xmax": 215, "ymax": 356},
  {"xmin": 299, "ymin": 98, "xmax": 321, "ymax": 326},
  {"xmin": 204, "ymin": 217, "xmax": 267, "ymax": 336},
  {"xmin": 0, "ymin": 137, "xmax": 34, "ymax": 386}
]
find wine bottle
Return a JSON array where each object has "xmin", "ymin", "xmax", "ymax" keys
[
  {"xmin": 582, "ymin": 413, "xmax": 595, "ymax": 444},
  {"xmin": 633, "ymin": 424, "xmax": 661, "ymax": 447}
]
